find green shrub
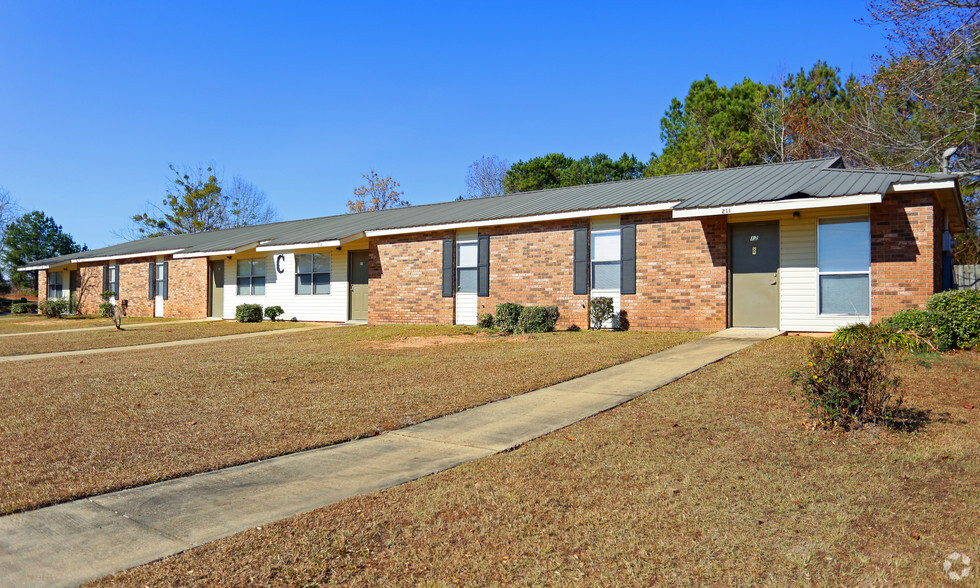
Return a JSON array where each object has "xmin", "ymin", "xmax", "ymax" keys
[
  {"xmin": 926, "ymin": 290, "xmax": 980, "ymax": 350},
  {"xmin": 589, "ymin": 297, "xmax": 614, "ymax": 330},
  {"xmin": 264, "ymin": 305, "xmax": 284, "ymax": 321},
  {"xmin": 235, "ymin": 303, "xmax": 263, "ymax": 323},
  {"xmin": 494, "ymin": 303, "xmax": 524, "ymax": 332},
  {"xmin": 516, "ymin": 305, "xmax": 559, "ymax": 333},
  {"xmin": 98, "ymin": 302, "xmax": 115, "ymax": 318},
  {"xmin": 477, "ymin": 312, "xmax": 495, "ymax": 329},
  {"xmin": 38, "ymin": 298, "xmax": 69, "ymax": 318},
  {"xmin": 100, "ymin": 290, "xmax": 116, "ymax": 302},
  {"xmin": 790, "ymin": 338, "xmax": 902, "ymax": 429},
  {"xmin": 832, "ymin": 323, "xmax": 931, "ymax": 352},
  {"xmin": 882, "ymin": 308, "xmax": 935, "ymax": 336},
  {"xmin": 11, "ymin": 302, "xmax": 36, "ymax": 314}
]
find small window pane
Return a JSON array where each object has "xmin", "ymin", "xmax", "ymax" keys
[
  {"xmin": 237, "ymin": 277, "xmax": 251, "ymax": 295},
  {"xmin": 312, "ymin": 253, "xmax": 329, "ymax": 273},
  {"xmin": 592, "ymin": 231, "xmax": 621, "ymax": 262},
  {"xmin": 818, "ymin": 219, "xmax": 870, "ymax": 272},
  {"xmin": 820, "ymin": 274, "xmax": 870, "ymax": 315},
  {"xmin": 296, "ymin": 274, "xmax": 312, "ymax": 295},
  {"xmin": 592, "ymin": 261, "xmax": 621, "ymax": 290},
  {"xmin": 313, "ymin": 273, "xmax": 331, "ymax": 295},
  {"xmin": 296, "ymin": 254, "xmax": 312, "ymax": 274},
  {"xmin": 251, "ymin": 259, "xmax": 266, "ymax": 276},
  {"xmin": 457, "ymin": 242, "xmax": 478, "ymax": 268},
  {"xmin": 237, "ymin": 261, "xmax": 251, "ymax": 276},
  {"xmin": 156, "ymin": 264, "xmax": 165, "ymax": 279},
  {"xmin": 252, "ymin": 277, "xmax": 265, "ymax": 295},
  {"xmin": 457, "ymin": 268, "xmax": 477, "ymax": 293}
]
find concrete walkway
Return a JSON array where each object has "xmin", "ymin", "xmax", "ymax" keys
[
  {"xmin": 0, "ymin": 324, "xmax": 343, "ymax": 363},
  {"xmin": 0, "ymin": 317, "xmax": 218, "ymax": 338},
  {"xmin": 0, "ymin": 328, "xmax": 781, "ymax": 587}
]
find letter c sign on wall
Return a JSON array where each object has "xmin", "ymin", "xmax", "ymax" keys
[{"xmin": 275, "ymin": 254, "xmax": 285, "ymax": 274}]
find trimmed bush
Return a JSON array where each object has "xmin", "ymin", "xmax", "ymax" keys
[
  {"xmin": 264, "ymin": 305, "xmax": 284, "ymax": 321},
  {"xmin": 926, "ymin": 290, "xmax": 980, "ymax": 350},
  {"xmin": 477, "ymin": 312, "xmax": 495, "ymax": 329},
  {"xmin": 589, "ymin": 297, "xmax": 614, "ymax": 330},
  {"xmin": 516, "ymin": 305, "xmax": 559, "ymax": 333},
  {"xmin": 790, "ymin": 338, "xmax": 902, "ymax": 429},
  {"xmin": 11, "ymin": 302, "xmax": 36, "ymax": 314},
  {"xmin": 235, "ymin": 303, "xmax": 263, "ymax": 323},
  {"xmin": 494, "ymin": 303, "xmax": 523, "ymax": 332},
  {"xmin": 98, "ymin": 302, "xmax": 115, "ymax": 318},
  {"xmin": 38, "ymin": 298, "xmax": 69, "ymax": 318}
]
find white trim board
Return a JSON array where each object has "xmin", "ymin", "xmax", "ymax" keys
[
  {"xmin": 363, "ymin": 203, "xmax": 679, "ymax": 237},
  {"xmin": 672, "ymin": 194, "xmax": 883, "ymax": 219}
]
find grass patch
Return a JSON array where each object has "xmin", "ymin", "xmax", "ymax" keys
[
  {"xmin": 0, "ymin": 325, "xmax": 697, "ymax": 514},
  {"xmin": 0, "ymin": 315, "xmax": 170, "ymax": 335},
  {"xmin": 93, "ymin": 337, "xmax": 980, "ymax": 586}
]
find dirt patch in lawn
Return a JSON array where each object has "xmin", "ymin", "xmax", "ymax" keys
[
  {"xmin": 0, "ymin": 325, "xmax": 699, "ymax": 514},
  {"xmin": 94, "ymin": 338, "xmax": 980, "ymax": 587}
]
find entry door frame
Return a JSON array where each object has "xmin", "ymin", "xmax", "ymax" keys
[
  {"xmin": 348, "ymin": 250, "xmax": 370, "ymax": 321},
  {"xmin": 728, "ymin": 220, "xmax": 780, "ymax": 328},
  {"xmin": 208, "ymin": 260, "xmax": 225, "ymax": 318}
]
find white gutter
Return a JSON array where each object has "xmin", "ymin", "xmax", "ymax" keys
[
  {"xmin": 171, "ymin": 242, "xmax": 263, "ymax": 259},
  {"xmin": 671, "ymin": 194, "xmax": 883, "ymax": 218},
  {"xmin": 41, "ymin": 249, "xmax": 187, "ymax": 265},
  {"xmin": 364, "ymin": 203, "xmax": 679, "ymax": 237},
  {"xmin": 18, "ymin": 264, "xmax": 51, "ymax": 271},
  {"xmin": 890, "ymin": 180, "xmax": 956, "ymax": 192}
]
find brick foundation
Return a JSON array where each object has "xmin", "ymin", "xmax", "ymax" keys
[{"xmin": 871, "ymin": 192, "xmax": 937, "ymax": 318}]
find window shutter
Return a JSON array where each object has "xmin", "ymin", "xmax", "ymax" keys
[
  {"xmin": 162, "ymin": 262, "xmax": 169, "ymax": 300},
  {"xmin": 442, "ymin": 238, "xmax": 454, "ymax": 297},
  {"xmin": 103, "ymin": 265, "xmax": 109, "ymax": 293},
  {"xmin": 621, "ymin": 224, "xmax": 636, "ymax": 295},
  {"xmin": 148, "ymin": 262, "xmax": 154, "ymax": 300},
  {"xmin": 573, "ymin": 227, "xmax": 588, "ymax": 295},
  {"xmin": 477, "ymin": 234, "xmax": 490, "ymax": 297}
]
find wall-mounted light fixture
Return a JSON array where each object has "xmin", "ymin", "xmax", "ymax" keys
[{"xmin": 792, "ymin": 211, "xmax": 801, "ymax": 219}]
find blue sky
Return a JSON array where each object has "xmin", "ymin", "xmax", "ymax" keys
[{"xmin": 0, "ymin": 1, "xmax": 888, "ymax": 249}]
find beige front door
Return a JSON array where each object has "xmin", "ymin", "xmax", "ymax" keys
[
  {"xmin": 730, "ymin": 221, "xmax": 779, "ymax": 328},
  {"xmin": 348, "ymin": 251, "xmax": 369, "ymax": 321},
  {"xmin": 209, "ymin": 260, "xmax": 224, "ymax": 318}
]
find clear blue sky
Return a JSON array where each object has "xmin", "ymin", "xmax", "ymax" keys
[{"xmin": 0, "ymin": 1, "xmax": 887, "ymax": 249}]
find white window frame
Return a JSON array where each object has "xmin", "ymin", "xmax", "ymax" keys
[
  {"xmin": 236, "ymin": 258, "xmax": 266, "ymax": 296},
  {"xmin": 590, "ymin": 229, "xmax": 621, "ymax": 292},
  {"xmin": 107, "ymin": 262, "xmax": 119, "ymax": 299},
  {"xmin": 816, "ymin": 216, "xmax": 871, "ymax": 317},
  {"xmin": 456, "ymin": 240, "xmax": 478, "ymax": 294},
  {"xmin": 295, "ymin": 253, "xmax": 331, "ymax": 295}
]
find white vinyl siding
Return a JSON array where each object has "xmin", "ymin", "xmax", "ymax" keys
[
  {"xmin": 455, "ymin": 229, "xmax": 478, "ymax": 325},
  {"xmin": 222, "ymin": 249, "xmax": 350, "ymax": 321}
]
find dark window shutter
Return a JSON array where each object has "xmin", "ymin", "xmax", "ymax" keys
[
  {"xmin": 162, "ymin": 262, "xmax": 169, "ymax": 300},
  {"xmin": 148, "ymin": 262, "xmax": 154, "ymax": 300},
  {"xmin": 442, "ymin": 238, "xmax": 454, "ymax": 297},
  {"xmin": 103, "ymin": 265, "xmax": 109, "ymax": 293},
  {"xmin": 621, "ymin": 224, "xmax": 636, "ymax": 295},
  {"xmin": 573, "ymin": 227, "xmax": 588, "ymax": 295},
  {"xmin": 477, "ymin": 234, "xmax": 490, "ymax": 297}
]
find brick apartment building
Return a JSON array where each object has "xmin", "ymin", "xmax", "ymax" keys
[{"xmin": 23, "ymin": 157, "xmax": 966, "ymax": 332}]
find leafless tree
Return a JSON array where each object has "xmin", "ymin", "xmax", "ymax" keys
[
  {"xmin": 465, "ymin": 155, "xmax": 509, "ymax": 199},
  {"xmin": 225, "ymin": 175, "xmax": 279, "ymax": 227}
]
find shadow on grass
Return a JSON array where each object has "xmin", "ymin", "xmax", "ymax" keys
[{"xmin": 886, "ymin": 406, "xmax": 952, "ymax": 432}]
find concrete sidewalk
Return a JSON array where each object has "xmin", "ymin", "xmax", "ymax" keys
[{"xmin": 0, "ymin": 328, "xmax": 780, "ymax": 587}]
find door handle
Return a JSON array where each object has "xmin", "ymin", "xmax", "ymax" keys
[{"xmin": 770, "ymin": 280, "xmax": 777, "ymax": 285}]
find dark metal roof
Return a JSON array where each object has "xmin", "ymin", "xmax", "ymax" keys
[{"xmin": 24, "ymin": 157, "xmax": 956, "ymax": 267}]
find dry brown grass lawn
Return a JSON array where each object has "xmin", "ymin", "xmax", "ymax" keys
[
  {"xmin": 0, "ymin": 314, "xmax": 170, "ymax": 335},
  {"xmin": 0, "ymin": 325, "xmax": 698, "ymax": 514},
  {"xmin": 94, "ymin": 337, "xmax": 980, "ymax": 587},
  {"xmin": 0, "ymin": 319, "xmax": 305, "ymax": 356}
]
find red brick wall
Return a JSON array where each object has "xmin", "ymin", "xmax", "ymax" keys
[
  {"xmin": 67, "ymin": 257, "xmax": 209, "ymax": 319},
  {"xmin": 871, "ymin": 192, "xmax": 937, "ymax": 318},
  {"xmin": 74, "ymin": 264, "xmax": 105, "ymax": 315},
  {"xmin": 165, "ymin": 257, "xmax": 208, "ymax": 318},
  {"xmin": 480, "ymin": 220, "xmax": 590, "ymax": 330},
  {"xmin": 36, "ymin": 271, "xmax": 47, "ymax": 311},
  {"xmin": 369, "ymin": 232, "xmax": 455, "ymax": 324},
  {"xmin": 620, "ymin": 212, "xmax": 728, "ymax": 331}
]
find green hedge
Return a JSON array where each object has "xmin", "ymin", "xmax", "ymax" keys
[
  {"xmin": 926, "ymin": 290, "xmax": 980, "ymax": 350},
  {"xmin": 589, "ymin": 297, "xmax": 614, "ymax": 330},
  {"xmin": 264, "ymin": 305, "xmax": 284, "ymax": 321},
  {"xmin": 516, "ymin": 305, "xmax": 559, "ymax": 333},
  {"xmin": 477, "ymin": 312, "xmax": 495, "ymax": 329},
  {"xmin": 235, "ymin": 303, "xmax": 264, "ymax": 323},
  {"xmin": 11, "ymin": 302, "xmax": 36, "ymax": 314},
  {"xmin": 38, "ymin": 298, "xmax": 69, "ymax": 318},
  {"xmin": 494, "ymin": 303, "xmax": 523, "ymax": 332}
]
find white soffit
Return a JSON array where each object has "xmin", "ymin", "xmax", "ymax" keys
[
  {"xmin": 671, "ymin": 194, "xmax": 883, "ymax": 218},
  {"xmin": 172, "ymin": 242, "xmax": 263, "ymax": 258},
  {"xmin": 364, "ymin": 203, "xmax": 679, "ymax": 237},
  {"xmin": 255, "ymin": 239, "xmax": 342, "ymax": 252},
  {"xmin": 69, "ymin": 249, "xmax": 185, "ymax": 264}
]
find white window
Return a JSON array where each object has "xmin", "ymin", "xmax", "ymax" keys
[
  {"xmin": 236, "ymin": 259, "xmax": 266, "ymax": 296},
  {"xmin": 107, "ymin": 263, "xmax": 119, "ymax": 296},
  {"xmin": 456, "ymin": 241, "xmax": 478, "ymax": 293},
  {"xmin": 295, "ymin": 253, "xmax": 330, "ymax": 295},
  {"xmin": 48, "ymin": 272, "xmax": 64, "ymax": 299},
  {"xmin": 591, "ymin": 229, "xmax": 621, "ymax": 291},
  {"xmin": 818, "ymin": 217, "xmax": 870, "ymax": 315}
]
